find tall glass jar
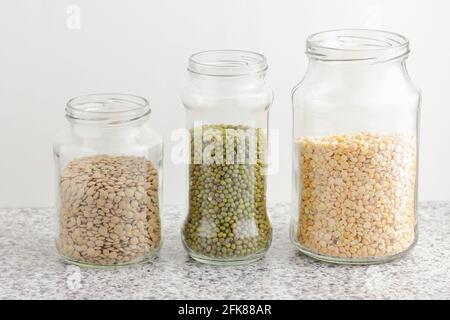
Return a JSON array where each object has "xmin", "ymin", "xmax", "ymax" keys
[
  {"xmin": 291, "ymin": 30, "xmax": 420, "ymax": 264},
  {"xmin": 181, "ymin": 50, "xmax": 273, "ymax": 265},
  {"xmin": 53, "ymin": 94, "xmax": 163, "ymax": 267}
]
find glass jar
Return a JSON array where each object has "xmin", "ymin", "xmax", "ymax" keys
[
  {"xmin": 53, "ymin": 93, "xmax": 163, "ymax": 267},
  {"xmin": 181, "ymin": 50, "xmax": 273, "ymax": 265},
  {"xmin": 291, "ymin": 29, "xmax": 420, "ymax": 264}
]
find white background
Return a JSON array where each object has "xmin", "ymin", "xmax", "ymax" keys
[{"xmin": 0, "ymin": 0, "xmax": 449, "ymax": 207}]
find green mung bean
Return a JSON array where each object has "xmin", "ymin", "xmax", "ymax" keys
[{"xmin": 182, "ymin": 124, "xmax": 272, "ymax": 259}]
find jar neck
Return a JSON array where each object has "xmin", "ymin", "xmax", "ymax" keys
[
  {"xmin": 69, "ymin": 117, "xmax": 148, "ymax": 141},
  {"xmin": 189, "ymin": 71, "xmax": 266, "ymax": 90},
  {"xmin": 69, "ymin": 116, "xmax": 148, "ymax": 128},
  {"xmin": 305, "ymin": 58, "xmax": 407, "ymax": 80}
]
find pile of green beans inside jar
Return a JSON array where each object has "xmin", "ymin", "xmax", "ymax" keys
[{"xmin": 182, "ymin": 124, "xmax": 272, "ymax": 264}]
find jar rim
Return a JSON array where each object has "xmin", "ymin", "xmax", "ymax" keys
[
  {"xmin": 188, "ymin": 50, "xmax": 268, "ymax": 77},
  {"xmin": 66, "ymin": 93, "xmax": 150, "ymax": 125},
  {"xmin": 306, "ymin": 29, "xmax": 410, "ymax": 63}
]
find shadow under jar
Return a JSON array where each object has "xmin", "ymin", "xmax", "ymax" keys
[
  {"xmin": 291, "ymin": 29, "xmax": 421, "ymax": 264},
  {"xmin": 181, "ymin": 50, "xmax": 274, "ymax": 265},
  {"xmin": 53, "ymin": 94, "xmax": 163, "ymax": 267}
]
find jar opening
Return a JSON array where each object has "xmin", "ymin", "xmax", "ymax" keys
[
  {"xmin": 66, "ymin": 93, "xmax": 150, "ymax": 125},
  {"xmin": 306, "ymin": 29, "xmax": 409, "ymax": 63},
  {"xmin": 188, "ymin": 50, "xmax": 268, "ymax": 77}
]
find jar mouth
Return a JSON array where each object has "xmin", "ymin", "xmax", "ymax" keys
[
  {"xmin": 66, "ymin": 93, "xmax": 150, "ymax": 124},
  {"xmin": 188, "ymin": 50, "xmax": 268, "ymax": 77},
  {"xmin": 306, "ymin": 29, "xmax": 409, "ymax": 63}
]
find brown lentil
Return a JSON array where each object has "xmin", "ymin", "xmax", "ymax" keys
[
  {"xmin": 57, "ymin": 155, "xmax": 161, "ymax": 266},
  {"xmin": 296, "ymin": 132, "xmax": 416, "ymax": 259}
]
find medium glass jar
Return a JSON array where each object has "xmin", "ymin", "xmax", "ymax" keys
[
  {"xmin": 53, "ymin": 94, "xmax": 163, "ymax": 267},
  {"xmin": 181, "ymin": 50, "xmax": 273, "ymax": 265},
  {"xmin": 291, "ymin": 29, "xmax": 420, "ymax": 264}
]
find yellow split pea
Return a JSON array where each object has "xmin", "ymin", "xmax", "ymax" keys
[{"xmin": 296, "ymin": 132, "xmax": 416, "ymax": 259}]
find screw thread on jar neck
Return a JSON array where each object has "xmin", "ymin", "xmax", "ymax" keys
[
  {"xmin": 188, "ymin": 50, "xmax": 268, "ymax": 77},
  {"xmin": 66, "ymin": 93, "xmax": 150, "ymax": 126},
  {"xmin": 306, "ymin": 29, "xmax": 410, "ymax": 64}
]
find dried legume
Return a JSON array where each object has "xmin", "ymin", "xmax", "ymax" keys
[
  {"xmin": 182, "ymin": 124, "xmax": 272, "ymax": 259},
  {"xmin": 296, "ymin": 132, "xmax": 416, "ymax": 259},
  {"xmin": 57, "ymin": 155, "xmax": 161, "ymax": 266}
]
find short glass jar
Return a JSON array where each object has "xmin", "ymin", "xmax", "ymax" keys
[
  {"xmin": 291, "ymin": 29, "xmax": 420, "ymax": 264},
  {"xmin": 53, "ymin": 93, "xmax": 163, "ymax": 267},
  {"xmin": 181, "ymin": 50, "xmax": 273, "ymax": 265}
]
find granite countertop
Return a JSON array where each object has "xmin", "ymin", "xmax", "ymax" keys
[{"xmin": 0, "ymin": 203, "xmax": 449, "ymax": 300}]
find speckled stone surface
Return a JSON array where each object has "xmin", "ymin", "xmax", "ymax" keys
[{"xmin": 0, "ymin": 203, "xmax": 449, "ymax": 300}]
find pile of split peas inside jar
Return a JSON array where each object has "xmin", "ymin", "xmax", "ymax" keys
[{"xmin": 295, "ymin": 132, "xmax": 416, "ymax": 259}]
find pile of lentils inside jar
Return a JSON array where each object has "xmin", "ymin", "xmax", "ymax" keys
[
  {"xmin": 182, "ymin": 124, "xmax": 272, "ymax": 260},
  {"xmin": 58, "ymin": 155, "xmax": 161, "ymax": 266}
]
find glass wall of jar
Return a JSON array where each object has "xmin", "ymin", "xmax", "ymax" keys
[
  {"xmin": 181, "ymin": 50, "xmax": 274, "ymax": 265},
  {"xmin": 291, "ymin": 29, "xmax": 420, "ymax": 264},
  {"xmin": 53, "ymin": 94, "xmax": 163, "ymax": 267}
]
